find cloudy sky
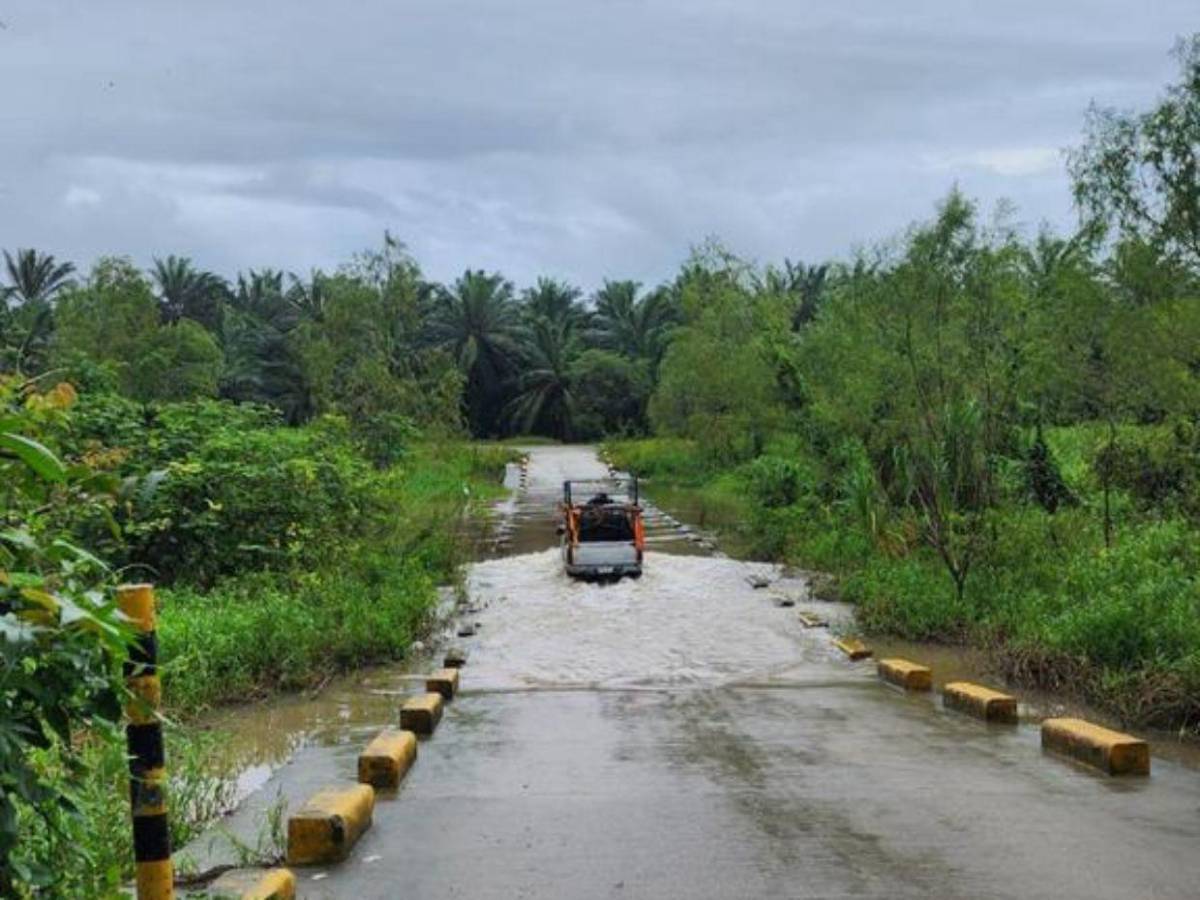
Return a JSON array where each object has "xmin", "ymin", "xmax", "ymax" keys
[{"xmin": 1, "ymin": 2, "xmax": 1195, "ymax": 289}]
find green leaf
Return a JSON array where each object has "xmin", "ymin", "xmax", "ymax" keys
[
  {"xmin": 0, "ymin": 614, "xmax": 37, "ymax": 643},
  {"xmin": 0, "ymin": 529, "xmax": 38, "ymax": 552},
  {"xmin": 0, "ymin": 433, "xmax": 67, "ymax": 483},
  {"xmin": 49, "ymin": 539, "xmax": 110, "ymax": 572}
]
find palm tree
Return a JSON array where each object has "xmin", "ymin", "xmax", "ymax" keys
[
  {"xmin": 151, "ymin": 255, "xmax": 226, "ymax": 331},
  {"xmin": 1020, "ymin": 231, "xmax": 1088, "ymax": 300},
  {"xmin": 521, "ymin": 277, "xmax": 585, "ymax": 330},
  {"xmin": 426, "ymin": 270, "xmax": 523, "ymax": 436},
  {"xmin": 592, "ymin": 280, "xmax": 679, "ymax": 371},
  {"xmin": 3, "ymin": 249, "xmax": 75, "ymax": 305},
  {"xmin": 286, "ymin": 270, "xmax": 329, "ymax": 323},
  {"xmin": 1, "ymin": 249, "xmax": 75, "ymax": 375},
  {"xmin": 221, "ymin": 269, "xmax": 311, "ymax": 422},
  {"xmin": 506, "ymin": 317, "xmax": 579, "ymax": 439},
  {"xmin": 760, "ymin": 259, "xmax": 829, "ymax": 329}
]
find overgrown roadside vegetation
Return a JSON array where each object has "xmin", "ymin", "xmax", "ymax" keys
[
  {"xmin": 1, "ymin": 237, "xmax": 515, "ymax": 894},
  {"xmin": 606, "ymin": 39, "xmax": 1200, "ymax": 735},
  {"xmin": 3, "ymin": 380, "xmax": 512, "ymax": 896}
]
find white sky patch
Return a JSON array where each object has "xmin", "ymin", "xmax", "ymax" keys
[
  {"xmin": 922, "ymin": 146, "xmax": 1063, "ymax": 178},
  {"xmin": 63, "ymin": 186, "xmax": 101, "ymax": 208}
]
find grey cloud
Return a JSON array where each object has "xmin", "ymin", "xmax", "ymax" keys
[{"xmin": 0, "ymin": 1, "xmax": 1195, "ymax": 287}]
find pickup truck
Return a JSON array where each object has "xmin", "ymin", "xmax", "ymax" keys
[{"xmin": 559, "ymin": 478, "xmax": 644, "ymax": 579}]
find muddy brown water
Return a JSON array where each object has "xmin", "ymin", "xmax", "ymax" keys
[{"xmin": 182, "ymin": 445, "xmax": 1200, "ymax": 899}]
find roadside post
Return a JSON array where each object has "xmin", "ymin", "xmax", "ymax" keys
[{"xmin": 118, "ymin": 583, "xmax": 173, "ymax": 900}]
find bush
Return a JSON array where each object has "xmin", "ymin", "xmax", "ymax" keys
[
  {"xmin": 159, "ymin": 558, "xmax": 436, "ymax": 713},
  {"xmin": 742, "ymin": 455, "xmax": 808, "ymax": 508}
]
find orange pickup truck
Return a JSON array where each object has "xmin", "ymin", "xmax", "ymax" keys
[{"xmin": 559, "ymin": 478, "xmax": 644, "ymax": 579}]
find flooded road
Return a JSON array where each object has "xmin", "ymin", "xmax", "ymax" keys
[{"xmin": 185, "ymin": 445, "xmax": 1200, "ymax": 899}]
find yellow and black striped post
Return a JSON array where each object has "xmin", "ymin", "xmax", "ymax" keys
[{"xmin": 118, "ymin": 583, "xmax": 173, "ymax": 900}]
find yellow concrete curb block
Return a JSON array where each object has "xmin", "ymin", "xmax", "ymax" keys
[
  {"xmin": 358, "ymin": 729, "xmax": 418, "ymax": 790},
  {"xmin": 426, "ymin": 667, "xmax": 460, "ymax": 700},
  {"xmin": 942, "ymin": 682, "xmax": 1018, "ymax": 724},
  {"xmin": 400, "ymin": 692, "xmax": 445, "ymax": 735},
  {"xmin": 1041, "ymin": 717, "xmax": 1150, "ymax": 776},
  {"xmin": 443, "ymin": 647, "xmax": 468, "ymax": 668},
  {"xmin": 286, "ymin": 784, "xmax": 375, "ymax": 865},
  {"xmin": 877, "ymin": 658, "xmax": 932, "ymax": 691},
  {"xmin": 209, "ymin": 867, "xmax": 296, "ymax": 899},
  {"xmin": 797, "ymin": 611, "xmax": 827, "ymax": 628},
  {"xmin": 833, "ymin": 637, "xmax": 872, "ymax": 661}
]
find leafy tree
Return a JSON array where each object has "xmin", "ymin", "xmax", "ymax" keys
[
  {"xmin": 296, "ymin": 271, "xmax": 461, "ymax": 446},
  {"xmin": 55, "ymin": 259, "xmax": 223, "ymax": 403},
  {"xmin": 138, "ymin": 320, "xmax": 223, "ymax": 402},
  {"xmin": 426, "ymin": 270, "xmax": 522, "ymax": 437},
  {"xmin": 570, "ymin": 349, "xmax": 650, "ymax": 438},
  {"xmin": 53, "ymin": 258, "xmax": 161, "ymax": 385},
  {"xmin": 649, "ymin": 263, "xmax": 784, "ymax": 463},
  {"xmin": 151, "ymin": 255, "xmax": 226, "ymax": 332},
  {"xmin": 1070, "ymin": 35, "xmax": 1200, "ymax": 269}
]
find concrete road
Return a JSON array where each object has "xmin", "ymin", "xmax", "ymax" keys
[{"xmin": 189, "ymin": 446, "xmax": 1200, "ymax": 899}]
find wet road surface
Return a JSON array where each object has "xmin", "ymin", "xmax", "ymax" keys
[{"xmin": 185, "ymin": 446, "xmax": 1200, "ymax": 899}]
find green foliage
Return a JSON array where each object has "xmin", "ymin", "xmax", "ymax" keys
[
  {"xmin": 0, "ymin": 377, "xmax": 129, "ymax": 895},
  {"xmin": 151, "ymin": 255, "xmax": 226, "ymax": 332},
  {"xmin": 12, "ymin": 725, "xmax": 240, "ymax": 899},
  {"xmin": 506, "ymin": 317, "xmax": 579, "ymax": 439},
  {"xmin": 1070, "ymin": 35, "xmax": 1200, "ymax": 269},
  {"xmin": 54, "ymin": 259, "xmax": 223, "ymax": 403},
  {"xmin": 3, "ymin": 376, "xmax": 511, "ymax": 894},
  {"xmin": 570, "ymin": 349, "xmax": 650, "ymax": 439},
  {"xmin": 742, "ymin": 455, "xmax": 808, "ymax": 508},
  {"xmin": 159, "ymin": 560, "xmax": 435, "ymax": 712},
  {"xmin": 53, "ymin": 258, "xmax": 160, "ymax": 387},
  {"xmin": 649, "ymin": 263, "xmax": 786, "ymax": 464},
  {"xmin": 427, "ymin": 270, "xmax": 523, "ymax": 437},
  {"xmin": 138, "ymin": 320, "xmax": 224, "ymax": 402}
]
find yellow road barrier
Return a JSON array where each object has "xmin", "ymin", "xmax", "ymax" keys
[
  {"xmin": 286, "ymin": 784, "xmax": 375, "ymax": 865},
  {"xmin": 833, "ymin": 637, "xmax": 872, "ymax": 661},
  {"xmin": 942, "ymin": 682, "xmax": 1018, "ymax": 724},
  {"xmin": 426, "ymin": 668, "xmax": 460, "ymax": 700},
  {"xmin": 119, "ymin": 583, "xmax": 173, "ymax": 900},
  {"xmin": 358, "ymin": 729, "xmax": 418, "ymax": 790},
  {"xmin": 877, "ymin": 658, "xmax": 932, "ymax": 691},
  {"xmin": 797, "ymin": 611, "xmax": 827, "ymax": 628},
  {"xmin": 1042, "ymin": 718, "xmax": 1150, "ymax": 776},
  {"xmin": 208, "ymin": 867, "xmax": 296, "ymax": 899},
  {"xmin": 400, "ymin": 692, "xmax": 445, "ymax": 735}
]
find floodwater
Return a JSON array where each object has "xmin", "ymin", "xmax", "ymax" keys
[{"xmin": 182, "ymin": 445, "xmax": 1200, "ymax": 899}]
